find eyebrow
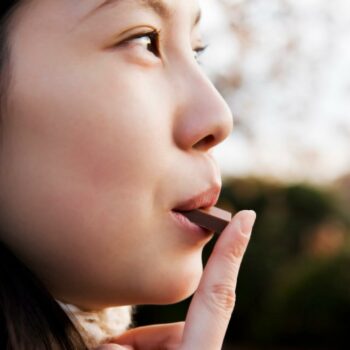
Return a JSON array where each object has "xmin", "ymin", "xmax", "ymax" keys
[{"xmin": 83, "ymin": 0, "xmax": 201, "ymax": 26}]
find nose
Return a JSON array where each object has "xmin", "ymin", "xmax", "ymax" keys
[{"xmin": 172, "ymin": 64, "xmax": 233, "ymax": 152}]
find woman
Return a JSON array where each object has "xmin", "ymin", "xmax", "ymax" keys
[{"xmin": 0, "ymin": 1, "xmax": 256, "ymax": 349}]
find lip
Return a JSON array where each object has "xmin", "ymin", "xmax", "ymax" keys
[
  {"xmin": 170, "ymin": 210, "xmax": 213, "ymax": 238},
  {"xmin": 171, "ymin": 185, "xmax": 221, "ymax": 212},
  {"xmin": 169, "ymin": 184, "xmax": 221, "ymax": 241}
]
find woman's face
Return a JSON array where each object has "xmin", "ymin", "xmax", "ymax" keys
[{"xmin": 0, "ymin": 0, "xmax": 232, "ymax": 309}]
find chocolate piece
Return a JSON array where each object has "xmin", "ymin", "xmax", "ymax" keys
[{"xmin": 181, "ymin": 206, "xmax": 232, "ymax": 234}]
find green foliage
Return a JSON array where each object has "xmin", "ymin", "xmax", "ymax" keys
[{"xmin": 255, "ymin": 253, "xmax": 350, "ymax": 347}]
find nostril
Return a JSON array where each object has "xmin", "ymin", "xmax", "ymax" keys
[{"xmin": 193, "ymin": 134, "xmax": 215, "ymax": 151}]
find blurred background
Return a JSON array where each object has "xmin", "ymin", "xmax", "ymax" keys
[{"xmin": 134, "ymin": 1, "xmax": 350, "ymax": 348}]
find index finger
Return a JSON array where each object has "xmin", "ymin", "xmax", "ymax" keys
[{"xmin": 180, "ymin": 210, "xmax": 256, "ymax": 350}]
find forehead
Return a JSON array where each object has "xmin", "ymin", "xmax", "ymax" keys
[
  {"xmin": 80, "ymin": 0, "xmax": 200, "ymax": 23},
  {"xmin": 79, "ymin": 0, "xmax": 173, "ymax": 24},
  {"xmin": 91, "ymin": 0, "xmax": 173, "ymax": 16},
  {"xmin": 12, "ymin": 0, "xmax": 201, "ymax": 43}
]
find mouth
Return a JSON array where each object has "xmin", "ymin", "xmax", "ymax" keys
[
  {"xmin": 170, "ymin": 185, "xmax": 221, "ymax": 236},
  {"xmin": 171, "ymin": 185, "xmax": 221, "ymax": 213}
]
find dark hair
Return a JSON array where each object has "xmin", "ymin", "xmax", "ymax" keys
[{"xmin": 0, "ymin": 3, "xmax": 89, "ymax": 350}]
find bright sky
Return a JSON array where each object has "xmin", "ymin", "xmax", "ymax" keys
[{"xmin": 200, "ymin": 0, "xmax": 350, "ymax": 184}]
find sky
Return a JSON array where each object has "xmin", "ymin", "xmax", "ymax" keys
[{"xmin": 199, "ymin": 0, "xmax": 350, "ymax": 184}]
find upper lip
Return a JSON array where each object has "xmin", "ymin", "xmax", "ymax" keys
[{"xmin": 172, "ymin": 185, "xmax": 221, "ymax": 212}]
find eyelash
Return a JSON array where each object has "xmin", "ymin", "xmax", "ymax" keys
[{"xmin": 124, "ymin": 30, "xmax": 208, "ymax": 63}]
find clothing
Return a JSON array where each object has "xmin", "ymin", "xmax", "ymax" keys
[{"xmin": 57, "ymin": 301, "xmax": 133, "ymax": 349}]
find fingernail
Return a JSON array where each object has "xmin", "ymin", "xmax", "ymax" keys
[{"xmin": 239, "ymin": 211, "xmax": 256, "ymax": 235}]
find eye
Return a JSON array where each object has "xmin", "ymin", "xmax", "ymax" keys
[
  {"xmin": 124, "ymin": 30, "xmax": 160, "ymax": 57},
  {"xmin": 121, "ymin": 30, "xmax": 208, "ymax": 64},
  {"xmin": 193, "ymin": 44, "xmax": 208, "ymax": 64}
]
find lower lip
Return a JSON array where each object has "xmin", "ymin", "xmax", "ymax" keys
[{"xmin": 170, "ymin": 210, "xmax": 213, "ymax": 238}]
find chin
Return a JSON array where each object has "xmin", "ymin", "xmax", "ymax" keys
[{"xmin": 149, "ymin": 265, "xmax": 203, "ymax": 305}]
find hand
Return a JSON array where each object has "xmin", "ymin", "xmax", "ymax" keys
[{"xmin": 95, "ymin": 210, "xmax": 256, "ymax": 350}]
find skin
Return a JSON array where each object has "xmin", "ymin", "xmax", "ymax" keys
[{"xmin": 0, "ymin": 0, "xmax": 256, "ymax": 348}]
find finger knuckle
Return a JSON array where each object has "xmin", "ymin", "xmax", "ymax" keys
[
  {"xmin": 203, "ymin": 283, "xmax": 236, "ymax": 315},
  {"xmin": 232, "ymin": 233, "xmax": 250, "ymax": 258},
  {"xmin": 214, "ymin": 233, "xmax": 249, "ymax": 265},
  {"xmin": 165, "ymin": 322, "xmax": 184, "ymax": 346}
]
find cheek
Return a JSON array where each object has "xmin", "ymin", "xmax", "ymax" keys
[
  {"xmin": 6, "ymin": 53, "xmax": 170, "ymax": 198},
  {"xmin": 0, "ymin": 60, "xmax": 172, "ymax": 285},
  {"xmin": 7, "ymin": 31, "xmax": 174, "ymax": 202}
]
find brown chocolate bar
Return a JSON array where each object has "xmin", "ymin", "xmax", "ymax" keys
[{"xmin": 180, "ymin": 206, "xmax": 232, "ymax": 234}]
